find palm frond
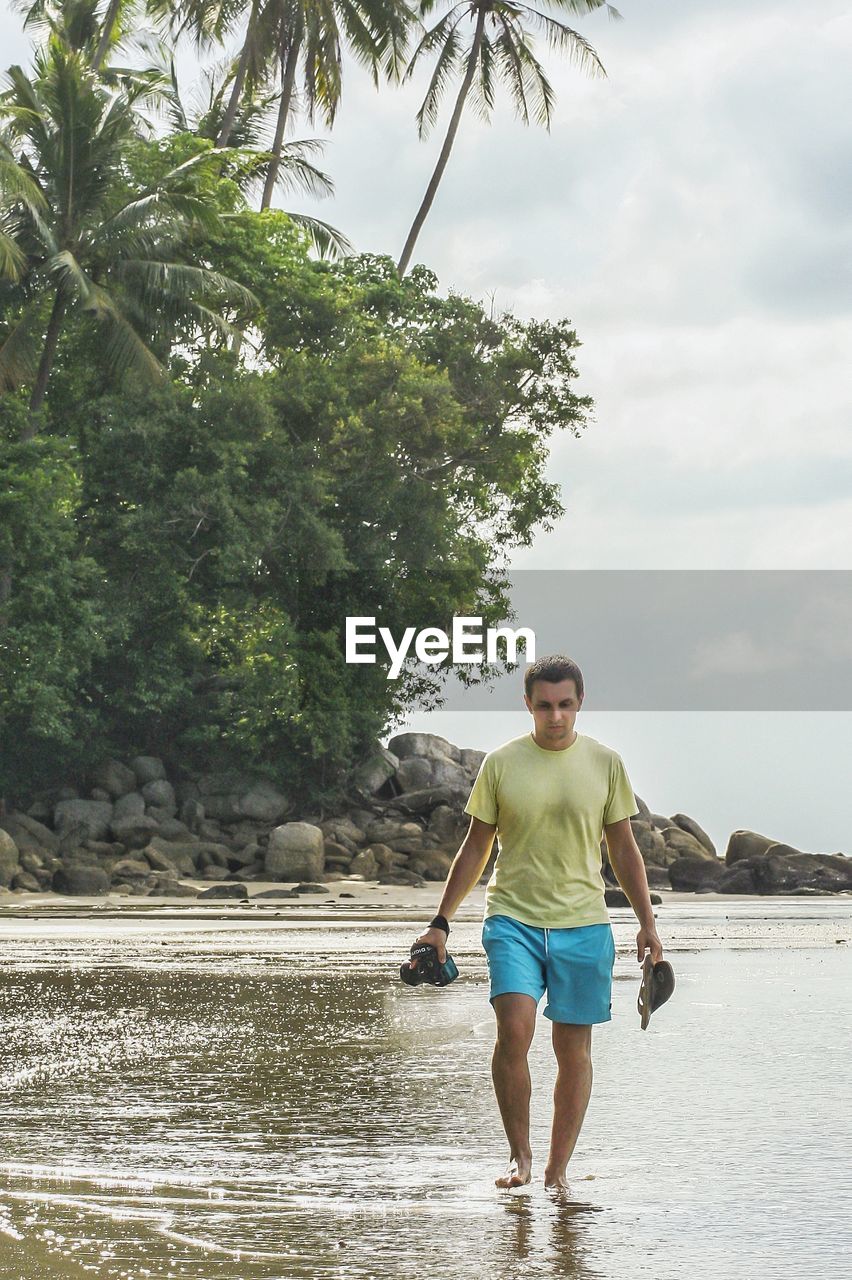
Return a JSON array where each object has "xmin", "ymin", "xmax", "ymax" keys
[{"xmin": 284, "ymin": 211, "xmax": 353, "ymax": 260}]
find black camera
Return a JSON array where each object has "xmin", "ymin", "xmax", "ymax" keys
[{"xmin": 400, "ymin": 942, "xmax": 459, "ymax": 987}]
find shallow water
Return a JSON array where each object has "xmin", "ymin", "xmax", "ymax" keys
[{"xmin": 1, "ymin": 900, "xmax": 850, "ymax": 1279}]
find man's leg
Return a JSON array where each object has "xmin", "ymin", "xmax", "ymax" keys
[
  {"xmin": 543, "ymin": 1022, "xmax": 593, "ymax": 1190},
  {"xmin": 491, "ymin": 992, "xmax": 538, "ymax": 1188}
]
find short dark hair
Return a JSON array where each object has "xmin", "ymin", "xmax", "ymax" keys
[{"xmin": 524, "ymin": 654, "xmax": 584, "ymax": 700}]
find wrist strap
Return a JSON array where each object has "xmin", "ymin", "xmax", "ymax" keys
[{"xmin": 430, "ymin": 914, "xmax": 450, "ymax": 935}]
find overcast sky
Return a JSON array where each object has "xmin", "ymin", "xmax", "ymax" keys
[{"xmin": 4, "ymin": 0, "xmax": 850, "ymax": 854}]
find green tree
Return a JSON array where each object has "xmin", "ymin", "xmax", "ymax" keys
[
  {"xmin": 0, "ymin": 39, "xmax": 256, "ymax": 431},
  {"xmin": 397, "ymin": 0, "xmax": 617, "ymax": 275}
]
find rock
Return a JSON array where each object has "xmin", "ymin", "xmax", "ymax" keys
[
  {"xmin": 648, "ymin": 813, "xmax": 673, "ymax": 831},
  {"xmin": 365, "ymin": 818, "xmax": 424, "ymax": 847},
  {"xmin": 319, "ymin": 817, "xmax": 366, "ymax": 851},
  {"xmin": 239, "ymin": 780, "xmax": 289, "ymax": 823},
  {"xmin": 459, "ymin": 748, "xmax": 486, "ymax": 773},
  {"xmin": 149, "ymin": 881, "xmax": 197, "ymax": 898},
  {"xmin": 378, "ymin": 870, "xmax": 425, "ymax": 887},
  {"xmin": 179, "ymin": 799, "xmax": 205, "ymax": 832},
  {"xmin": 143, "ymin": 839, "xmax": 198, "ymax": 875},
  {"xmin": 92, "ymin": 758, "xmax": 137, "ymax": 798},
  {"xmin": 113, "ymin": 792, "xmax": 146, "ymax": 822},
  {"xmin": 141, "ymin": 779, "xmax": 176, "ymax": 811},
  {"xmin": 19, "ymin": 850, "xmax": 44, "ymax": 874},
  {"xmin": 644, "ymin": 865, "xmax": 671, "ymax": 889},
  {"xmin": 131, "ymin": 755, "xmax": 166, "ymax": 785},
  {"xmin": 53, "ymin": 862, "xmax": 110, "ymax": 896},
  {"xmin": 385, "ymin": 786, "xmax": 466, "ymax": 815},
  {"xmin": 110, "ymin": 857, "xmax": 153, "ymax": 883},
  {"xmin": 366, "ymin": 843, "xmax": 406, "ymax": 873},
  {"xmin": 0, "ymin": 829, "xmax": 20, "ymax": 887},
  {"xmin": 227, "ymin": 844, "xmax": 263, "ymax": 869},
  {"xmin": 717, "ymin": 865, "xmax": 758, "ymax": 894},
  {"xmin": 200, "ymin": 866, "xmax": 229, "ymax": 881},
  {"xmin": 0, "ymin": 812, "xmax": 59, "ymax": 855},
  {"xmin": 725, "ymin": 830, "xmax": 779, "ymax": 866},
  {"xmin": 661, "ymin": 827, "xmax": 717, "ymax": 862},
  {"xmin": 670, "ymin": 814, "xmax": 716, "ymax": 857},
  {"xmin": 12, "ymin": 870, "xmax": 41, "ymax": 892},
  {"xmin": 428, "ymin": 805, "xmax": 464, "ymax": 844},
  {"xmin": 54, "ymin": 799, "xmax": 113, "ymax": 843},
  {"xmin": 265, "ymin": 822, "xmax": 325, "ymax": 882},
  {"xmin": 351, "ymin": 745, "xmax": 400, "ymax": 795},
  {"xmin": 323, "ymin": 840, "xmax": 353, "ymax": 867},
  {"xmin": 388, "ymin": 732, "xmax": 461, "ymax": 763},
  {"xmin": 395, "ymin": 757, "xmax": 433, "ymax": 792},
  {"xmin": 90, "ymin": 787, "xmax": 112, "ymax": 802},
  {"xmin": 111, "ymin": 815, "xmax": 160, "ymax": 850},
  {"xmin": 296, "ymin": 882, "xmax": 330, "ymax": 894},
  {"xmin": 197, "ymin": 847, "xmax": 229, "ymax": 869},
  {"xmin": 668, "ymin": 857, "xmax": 725, "ymax": 892},
  {"xmin": 144, "ymin": 847, "xmax": 180, "ymax": 874},
  {"xmin": 350, "ymin": 849, "xmax": 378, "ymax": 879},
  {"xmin": 252, "ymin": 888, "xmax": 299, "ymax": 899},
  {"xmin": 84, "ymin": 839, "xmax": 123, "ymax": 856},
  {"xmin": 197, "ymin": 883, "xmax": 248, "ymax": 900},
  {"xmin": 408, "ymin": 851, "xmax": 453, "ymax": 881},
  {"xmin": 155, "ymin": 817, "xmax": 194, "ymax": 842},
  {"xmin": 604, "ymin": 888, "xmax": 629, "ymax": 906}
]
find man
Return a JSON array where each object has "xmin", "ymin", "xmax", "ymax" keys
[{"xmin": 412, "ymin": 654, "xmax": 663, "ymax": 1192}]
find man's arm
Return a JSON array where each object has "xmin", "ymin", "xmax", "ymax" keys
[
  {"xmin": 412, "ymin": 816, "xmax": 497, "ymax": 962},
  {"xmin": 603, "ymin": 817, "xmax": 663, "ymax": 963}
]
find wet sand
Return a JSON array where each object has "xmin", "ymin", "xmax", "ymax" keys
[{"xmin": 1, "ymin": 889, "xmax": 850, "ymax": 1279}]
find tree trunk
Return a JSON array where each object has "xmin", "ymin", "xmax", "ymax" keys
[
  {"xmin": 397, "ymin": 8, "xmax": 487, "ymax": 277},
  {"xmin": 260, "ymin": 36, "xmax": 302, "ymax": 212},
  {"xmin": 92, "ymin": 0, "xmax": 123, "ymax": 71},
  {"xmin": 217, "ymin": 3, "xmax": 259, "ymax": 148},
  {"xmin": 25, "ymin": 292, "xmax": 65, "ymax": 432}
]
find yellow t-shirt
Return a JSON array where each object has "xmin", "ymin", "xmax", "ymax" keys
[{"xmin": 464, "ymin": 732, "xmax": 639, "ymax": 928}]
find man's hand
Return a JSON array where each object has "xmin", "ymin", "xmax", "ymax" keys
[
  {"xmin": 636, "ymin": 924, "xmax": 663, "ymax": 965},
  {"xmin": 410, "ymin": 926, "xmax": 448, "ymax": 967}
]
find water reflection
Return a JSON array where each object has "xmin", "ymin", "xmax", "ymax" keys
[{"xmin": 0, "ymin": 907, "xmax": 850, "ymax": 1279}]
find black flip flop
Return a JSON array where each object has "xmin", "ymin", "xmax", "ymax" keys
[{"xmin": 638, "ymin": 956, "xmax": 675, "ymax": 1030}]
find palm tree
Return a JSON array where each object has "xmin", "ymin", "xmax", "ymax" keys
[
  {"xmin": 256, "ymin": 0, "xmax": 412, "ymax": 211},
  {"xmin": 0, "ymin": 39, "xmax": 257, "ymax": 435},
  {"xmin": 397, "ymin": 0, "xmax": 619, "ymax": 276}
]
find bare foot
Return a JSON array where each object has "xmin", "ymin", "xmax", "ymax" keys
[
  {"xmin": 495, "ymin": 1155, "xmax": 532, "ymax": 1188},
  {"xmin": 543, "ymin": 1168, "xmax": 569, "ymax": 1193}
]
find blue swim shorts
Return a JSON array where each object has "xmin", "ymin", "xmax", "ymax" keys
[{"xmin": 481, "ymin": 914, "xmax": 616, "ymax": 1025}]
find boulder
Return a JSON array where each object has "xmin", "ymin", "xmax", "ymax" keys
[
  {"xmin": 351, "ymin": 745, "xmax": 400, "ymax": 796},
  {"xmin": 144, "ymin": 847, "xmax": 181, "ymax": 874},
  {"xmin": 131, "ymin": 755, "xmax": 167, "ymax": 785},
  {"xmin": 670, "ymin": 814, "xmax": 716, "ymax": 857},
  {"xmin": 0, "ymin": 830, "xmax": 21, "ymax": 887},
  {"xmin": 378, "ymin": 870, "xmax": 426, "ymax": 886},
  {"xmin": 366, "ymin": 818, "xmax": 424, "ymax": 846},
  {"xmin": 253, "ymin": 888, "xmax": 299, "ymax": 899},
  {"xmin": 385, "ymin": 785, "xmax": 465, "ymax": 815},
  {"xmin": 629, "ymin": 820, "xmax": 669, "ymax": 866},
  {"xmin": 53, "ymin": 862, "xmax": 110, "ymax": 896},
  {"xmin": 323, "ymin": 840, "xmax": 353, "ymax": 867},
  {"xmin": 143, "ymin": 839, "xmax": 198, "ymax": 875},
  {"xmin": 111, "ymin": 815, "xmax": 160, "ymax": 850},
  {"xmin": 725, "ymin": 830, "xmax": 779, "ymax": 866},
  {"xmin": 110, "ymin": 857, "xmax": 153, "ymax": 884},
  {"xmin": 0, "ymin": 812, "xmax": 59, "ymax": 856},
  {"xmin": 319, "ymin": 817, "xmax": 366, "ymax": 851},
  {"xmin": 179, "ymin": 799, "xmax": 205, "ymax": 833},
  {"xmin": 198, "ymin": 883, "xmax": 248, "ymax": 900},
  {"xmin": 459, "ymin": 748, "xmax": 486, "ymax": 773},
  {"xmin": 54, "ymin": 799, "xmax": 113, "ymax": 843},
  {"xmin": 668, "ymin": 857, "xmax": 725, "ymax": 892},
  {"xmin": 408, "ymin": 851, "xmax": 453, "ymax": 881},
  {"xmin": 155, "ymin": 817, "xmax": 194, "ymax": 842},
  {"xmin": 142, "ymin": 779, "xmax": 176, "ymax": 812},
  {"xmin": 113, "ymin": 792, "xmax": 146, "ymax": 822},
  {"xmin": 239, "ymin": 780, "xmax": 289, "ymax": 823},
  {"xmin": 295, "ymin": 882, "xmax": 330, "ymax": 894},
  {"xmin": 644, "ymin": 865, "xmax": 671, "ymax": 889},
  {"xmin": 265, "ymin": 822, "xmax": 324, "ymax": 882},
  {"xmin": 349, "ymin": 849, "xmax": 378, "ymax": 879},
  {"xmin": 395, "ymin": 757, "xmax": 433, "ymax": 793},
  {"xmin": 388, "ymin": 732, "xmax": 461, "ymax": 763},
  {"xmin": 12, "ymin": 870, "xmax": 41, "ymax": 892},
  {"xmin": 717, "ymin": 865, "xmax": 758, "ymax": 894},
  {"xmin": 366, "ymin": 843, "xmax": 407, "ymax": 873},
  {"xmin": 149, "ymin": 881, "xmax": 197, "ymax": 898},
  {"xmin": 92, "ymin": 758, "xmax": 137, "ymax": 798},
  {"xmin": 200, "ymin": 866, "xmax": 229, "ymax": 881},
  {"xmin": 90, "ymin": 787, "xmax": 112, "ymax": 802},
  {"xmin": 661, "ymin": 827, "xmax": 717, "ymax": 862}
]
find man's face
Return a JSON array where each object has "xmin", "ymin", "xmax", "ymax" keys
[{"xmin": 524, "ymin": 678, "xmax": 583, "ymax": 746}]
